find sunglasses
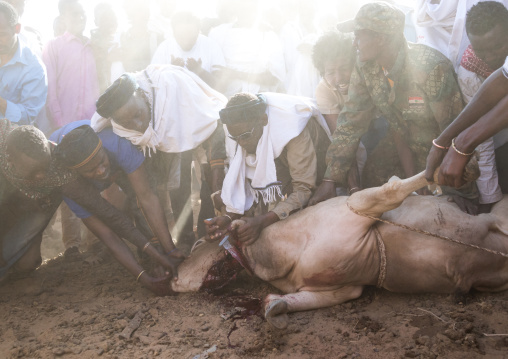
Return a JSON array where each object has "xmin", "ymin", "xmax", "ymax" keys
[{"xmin": 228, "ymin": 126, "xmax": 256, "ymax": 142}]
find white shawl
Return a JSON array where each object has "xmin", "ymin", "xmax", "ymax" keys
[
  {"xmin": 92, "ymin": 64, "xmax": 227, "ymax": 155},
  {"xmin": 221, "ymin": 93, "xmax": 330, "ymax": 215}
]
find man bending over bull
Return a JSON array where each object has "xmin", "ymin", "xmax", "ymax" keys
[
  {"xmin": 309, "ymin": 2, "xmax": 466, "ymax": 207},
  {"xmin": 53, "ymin": 121, "xmax": 185, "ymax": 272},
  {"xmin": 91, "ymin": 65, "xmax": 228, "ymax": 247},
  {"xmin": 205, "ymin": 92, "xmax": 330, "ymax": 244}
]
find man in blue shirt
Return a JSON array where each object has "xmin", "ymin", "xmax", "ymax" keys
[
  {"xmin": 0, "ymin": 1, "xmax": 47, "ymax": 125},
  {"xmin": 53, "ymin": 122, "xmax": 185, "ymax": 288}
]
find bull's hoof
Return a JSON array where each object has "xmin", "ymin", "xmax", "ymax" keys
[{"xmin": 265, "ymin": 299, "xmax": 289, "ymax": 329}]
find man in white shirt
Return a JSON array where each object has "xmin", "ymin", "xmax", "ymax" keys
[{"xmin": 151, "ymin": 11, "xmax": 225, "ymax": 89}]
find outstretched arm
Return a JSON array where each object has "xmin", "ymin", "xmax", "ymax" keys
[
  {"xmin": 82, "ymin": 216, "xmax": 172, "ymax": 295},
  {"xmin": 438, "ymin": 94, "xmax": 508, "ymax": 188},
  {"xmin": 62, "ymin": 178, "xmax": 180, "ymax": 277},
  {"xmin": 426, "ymin": 68, "xmax": 508, "ymax": 183},
  {"xmin": 437, "ymin": 69, "xmax": 508, "ymax": 146},
  {"xmin": 127, "ymin": 164, "xmax": 185, "ymax": 268}
]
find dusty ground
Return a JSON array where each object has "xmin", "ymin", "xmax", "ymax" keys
[{"xmin": 1, "ymin": 242, "xmax": 508, "ymax": 359}]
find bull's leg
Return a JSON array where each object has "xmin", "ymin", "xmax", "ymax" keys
[
  {"xmin": 264, "ymin": 286, "xmax": 364, "ymax": 329},
  {"xmin": 347, "ymin": 171, "xmax": 429, "ymax": 218}
]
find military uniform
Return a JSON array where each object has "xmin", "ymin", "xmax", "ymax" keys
[{"xmin": 324, "ymin": 3, "xmax": 464, "ymax": 187}]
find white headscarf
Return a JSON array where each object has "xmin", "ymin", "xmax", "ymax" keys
[
  {"xmin": 92, "ymin": 64, "xmax": 227, "ymax": 155},
  {"xmin": 221, "ymin": 93, "xmax": 330, "ymax": 215}
]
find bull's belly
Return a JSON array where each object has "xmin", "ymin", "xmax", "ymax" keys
[{"xmin": 377, "ymin": 197, "xmax": 508, "ymax": 294}]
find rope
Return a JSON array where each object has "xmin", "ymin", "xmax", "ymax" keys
[
  {"xmin": 373, "ymin": 227, "xmax": 387, "ymax": 288},
  {"xmin": 346, "ymin": 200, "xmax": 508, "ymax": 259}
]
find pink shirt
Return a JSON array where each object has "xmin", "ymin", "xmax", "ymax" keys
[{"xmin": 42, "ymin": 32, "xmax": 99, "ymax": 128}]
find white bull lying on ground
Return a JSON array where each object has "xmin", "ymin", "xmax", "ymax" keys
[{"xmin": 170, "ymin": 172, "xmax": 508, "ymax": 328}]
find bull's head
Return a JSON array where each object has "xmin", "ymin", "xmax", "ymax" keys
[{"xmin": 170, "ymin": 239, "xmax": 240, "ymax": 293}]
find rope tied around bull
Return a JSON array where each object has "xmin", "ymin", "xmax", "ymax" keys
[{"xmin": 346, "ymin": 200, "xmax": 508, "ymax": 259}]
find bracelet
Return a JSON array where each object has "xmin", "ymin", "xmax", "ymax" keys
[
  {"xmin": 136, "ymin": 270, "xmax": 146, "ymax": 283},
  {"xmin": 451, "ymin": 138, "xmax": 474, "ymax": 156},
  {"xmin": 432, "ymin": 139, "xmax": 449, "ymax": 150},
  {"xmin": 166, "ymin": 247, "xmax": 178, "ymax": 256},
  {"xmin": 348, "ymin": 187, "xmax": 360, "ymax": 195},
  {"xmin": 142, "ymin": 242, "xmax": 151, "ymax": 252},
  {"xmin": 224, "ymin": 214, "xmax": 233, "ymax": 223},
  {"xmin": 322, "ymin": 179, "xmax": 336, "ymax": 184}
]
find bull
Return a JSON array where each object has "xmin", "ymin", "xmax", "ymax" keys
[{"xmin": 169, "ymin": 172, "xmax": 508, "ymax": 328}]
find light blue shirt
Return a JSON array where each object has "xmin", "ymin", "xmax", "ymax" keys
[{"xmin": 0, "ymin": 38, "xmax": 47, "ymax": 125}]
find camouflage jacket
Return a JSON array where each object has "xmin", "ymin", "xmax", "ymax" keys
[{"xmin": 324, "ymin": 40, "xmax": 464, "ymax": 186}]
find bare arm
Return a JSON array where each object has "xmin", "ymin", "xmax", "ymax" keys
[
  {"xmin": 82, "ymin": 216, "xmax": 172, "ymax": 295},
  {"xmin": 62, "ymin": 178, "xmax": 181, "ymax": 276},
  {"xmin": 436, "ymin": 69, "xmax": 508, "ymax": 146},
  {"xmin": 426, "ymin": 68, "xmax": 508, "ymax": 184},
  {"xmin": 438, "ymin": 94, "xmax": 508, "ymax": 188},
  {"xmin": 127, "ymin": 163, "xmax": 175, "ymax": 252}
]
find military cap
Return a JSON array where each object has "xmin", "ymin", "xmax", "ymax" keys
[{"xmin": 354, "ymin": 2, "xmax": 405, "ymax": 35}]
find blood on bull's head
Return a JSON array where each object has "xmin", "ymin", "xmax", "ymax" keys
[{"xmin": 170, "ymin": 239, "xmax": 231, "ymax": 293}]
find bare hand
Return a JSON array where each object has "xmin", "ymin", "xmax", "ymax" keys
[
  {"xmin": 438, "ymin": 150, "xmax": 471, "ymax": 188},
  {"xmin": 424, "ymin": 145, "xmax": 447, "ymax": 183},
  {"xmin": 204, "ymin": 216, "xmax": 231, "ymax": 242},
  {"xmin": 308, "ymin": 181, "xmax": 336, "ymax": 206},
  {"xmin": 171, "ymin": 55, "xmax": 185, "ymax": 67},
  {"xmin": 447, "ymin": 195, "xmax": 479, "ymax": 216},
  {"xmin": 186, "ymin": 57, "xmax": 203, "ymax": 73},
  {"xmin": 140, "ymin": 274, "xmax": 172, "ymax": 296},
  {"xmin": 161, "ymin": 248, "xmax": 186, "ymax": 279},
  {"xmin": 236, "ymin": 216, "xmax": 264, "ymax": 245}
]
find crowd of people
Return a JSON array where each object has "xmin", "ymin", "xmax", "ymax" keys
[{"xmin": 1, "ymin": 0, "xmax": 508, "ymax": 296}]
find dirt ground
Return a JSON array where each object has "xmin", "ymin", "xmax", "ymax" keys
[{"xmin": 1, "ymin": 238, "xmax": 508, "ymax": 359}]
